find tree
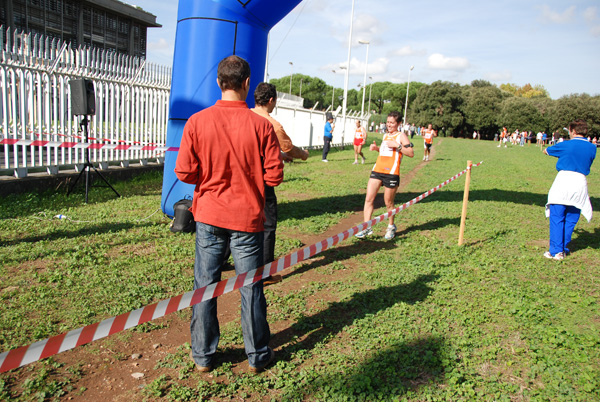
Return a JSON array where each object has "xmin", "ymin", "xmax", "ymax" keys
[
  {"xmin": 497, "ymin": 97, "xmax": 547, "ymax": 133},
  {"xmin": 471, "ymin": 79, "xmax": 494, "ymax": 88},
  {"xmin": 269, "ymin": 74, "xmax": 329, "ymax": 109},
  {"xmin": 547, "ymin": 94, "xmax": 600, "ymax": 136},
  {"xmin": 411, "ymin": 81, "xmax": 466, "ymax": 137},
  {"xmin": 368, "ymin": 81, "xmax": 393, "ymax": 115},
  {"xmin": 463, "ymin": 85, "xmax": 503, "ymax": 139},
  {"xmin": 499, "ymin": 83, "xmax": 549, "ymax": 98}
]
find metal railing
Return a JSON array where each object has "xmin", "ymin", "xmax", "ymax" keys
[{"xmin": 0, "ymin": 27, "xmax": 171, "ymax": 177}]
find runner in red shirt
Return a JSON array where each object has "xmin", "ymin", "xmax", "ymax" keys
[{"xmin": 353, "ymin": 119, "xmax": 367, "ymax": 164}]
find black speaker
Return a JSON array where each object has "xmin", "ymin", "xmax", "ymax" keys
[{"xmin": 69, "ymin": 79, "xmax": 96, "ymax": 116}]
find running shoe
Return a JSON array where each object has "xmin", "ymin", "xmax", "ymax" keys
[
  {"xmin": 384, "ymin": 224, "xmax": 397, "ymax": 240},
  {"xmin": 361, "ymin": 156, "xmax": 366, "ymax": 164},
  {"xmin": 543, "ymin": 251, "xmax": 564, "ymax": 261},
  {"xmin": 321, "ymin": 159, "xmax": 329, "ymax": 162},
  {"xmin": 355, "ymin": 228, "xmax": 373, "ymax": 239}
]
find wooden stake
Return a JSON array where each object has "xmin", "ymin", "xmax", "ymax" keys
[{"xmin": 458, "ymin": 160, "xmax": 472, "ymax": 246}]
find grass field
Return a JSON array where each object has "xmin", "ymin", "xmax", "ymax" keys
[{"xmin": 1, "ymin": 137, "xmax": 599, "ymax": 401}]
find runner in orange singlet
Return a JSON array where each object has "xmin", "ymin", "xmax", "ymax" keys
[
  {"xmin": 355, "ymin": 111, "xmax": 414, "ymax": 240},
  {"xmin": 422, "ymin": 124, "xmax": 437, "ymax": 161}
]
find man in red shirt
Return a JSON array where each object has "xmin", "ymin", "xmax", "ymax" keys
[{"xmin": 175, "ymin": 55, "xmax": 283, "ymax": 373}]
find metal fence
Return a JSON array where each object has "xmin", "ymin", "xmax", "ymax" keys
[{"xmin": 0, "ymin": 26, "xmax": 171, "ymax": 177}]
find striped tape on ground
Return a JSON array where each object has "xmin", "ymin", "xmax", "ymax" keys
[{"xmin": 0, "ymin": 161, "xmax": 482, "ymax": 373}]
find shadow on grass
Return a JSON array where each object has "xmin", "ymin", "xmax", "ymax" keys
[
  {"xmin": 277, "ymin": 188, "xmax": 570, "ymax": 225},
  {"xmin": 280, "ymin": 238, "xmax": 399, "ymax": 280},
  {"xmin": 571, "ymin": 225, "xmax": 600, "ymax": 251},
  {"xmin": 269, "ymin": 273, "xmax": 442, "ymax": 398},
  {"xmin": 218, "ymin": 274, "xmax": 438, "ymax": 370},
  {"xmin": 295, "ymin": 335, "xmax": 447, "ymax": 400},
  {"xmin": 0, "ymin": 220, "xmax": 164, "ymax": 249}
]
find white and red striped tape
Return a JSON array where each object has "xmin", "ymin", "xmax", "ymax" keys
[
  {"xmin": 0, "ymin": 161, "xmax": 482, "ymax": 373},
  {"xmin": 24, "ymin": 129, "xmax": 166, "ymax": 147},
  {"xmin": 0, "ymin": 138, "xmax": 178, "ymax": 153}
]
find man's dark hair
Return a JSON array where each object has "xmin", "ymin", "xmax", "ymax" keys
[
  {"xmin": 569, "ymin": 119, "xmax": 588, "ymax": 136},
  {"xmin": 217, "ymin": 55, "xmax": 251, "ymax": 91},
  {"xmin": 388, "ymin": 111, "xmax": 402, "ymax": 123},
  {"xmin": 254, "ymin": 82, "xmax": 277, "ymax": 106}
]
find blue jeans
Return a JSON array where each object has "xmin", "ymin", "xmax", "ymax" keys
[
  {"xmin": 548, "ymin": 204, "xmax": 580, "ymax": 256},
  {"xmin": 190, "ymin": 222, "xmax": 271, "ymax": 367}
]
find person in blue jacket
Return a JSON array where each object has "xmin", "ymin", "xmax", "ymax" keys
[
  {"xmin": 543, "ymin": 119, "xmax": 596, "ymax": 260},
  {"xmin": 322, "ymin": 116, "xmax": 334, "ymax": 162}
]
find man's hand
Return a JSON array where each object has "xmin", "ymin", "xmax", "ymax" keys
[{"xmin": 369, "ymin": 141, "xmax": 378, "ymax": 151}]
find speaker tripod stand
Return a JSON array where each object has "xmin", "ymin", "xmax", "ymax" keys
[{"xmin": 67, "ymin": 116, "xmax": 121, "ymax": 203}]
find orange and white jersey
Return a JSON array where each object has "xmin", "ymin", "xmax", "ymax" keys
[
  {"xmin": 354, "ymin": 126, "xmax": 366, "ymax": 142},
  {"xmin": 423, "ymin": 129, "xmax": 435, "ymax": 144},
  {"xmin": 372, "ymin": 131, "xmax": 403, "ymax": 175}
]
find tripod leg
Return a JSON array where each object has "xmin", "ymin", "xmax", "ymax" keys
[
  {"xmin": 85, "ymin": 165, "xmax": 90, "ymax": 203},
  {"xmin": 67, "ymin": 168, "xmax": 87, "ymax": 196},
  {"xmin": 91, "ymin": 165, "xmax": 121, "ymax": 197}
]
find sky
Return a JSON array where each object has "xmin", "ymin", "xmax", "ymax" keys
[{"xmin": 135, "ymin": 0, "xmax": 600, "ymax": 99}]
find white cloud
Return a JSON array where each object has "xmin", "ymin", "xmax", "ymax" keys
[
  {"xmin": 539, "ymin": 5, "xmax": 576, "ymax": 24},
  {"xmin": 583, "ymin": 7, "xmax": 597, "ymax": 22},
  {"xmin": 583, "ymin": 7, "xmax": 600, "ymax": 37},
  {"xmin": 323, "ymin": 57, "xmax": 389, "ymax": 76},
  {"xmin": 352, "ymin": 14, "xmax": 386, "ymax": 44},
  {"xmin": 428, "ymin": 53, "xmax": 470, "ymax": 71},
  {"xmin": 147, "ymin": 37, "xmax": 170, "ymax": 51},
  {"xmin": 484, "ymin": 71, "xmax": 512, "ymax": 82},
  {"xmin": 390, "ymin": 46, "xmax": 426, "ymax": 57}
]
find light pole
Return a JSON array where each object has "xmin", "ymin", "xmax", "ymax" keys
[
  {"xmin": 339, "ymin": 66, "xmax": 347, "ymax": 109},
  {"xmin": 368, "ymin": 76, "xmax": 373, "ymax": 115},
  {"xmin": 331, "ymin": 69, "xmax": 337, "ymax": 108},
  {"xmin": 299, "ymin": 78, "xmax": 303, "ymax": 98},
  {"xmin": 289, "ymin": 61, "xmax": 293, "ymax": 94},
  {"xmin": 341, "ymin": 0, "xmax": 356, "ymax": 144},
  {"xmin": 358, "ymin": 40, "xmax": 370, "ymax": 116},
  {"xmin": 403, "ymin": 65, "xmax": 414, "ymax": 126}
]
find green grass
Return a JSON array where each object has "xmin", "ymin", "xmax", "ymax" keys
[{"xmin": 1, "ymin": 138, "xmax": 599, "ymax": 401}]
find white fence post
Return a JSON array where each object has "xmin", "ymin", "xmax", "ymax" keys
[{"xmin": 0, "ymin": 27, "xmax": 171, "ymax": 176}]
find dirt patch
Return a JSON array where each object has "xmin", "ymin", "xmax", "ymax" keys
[{"xmin": 2, "ymin": 142, "xmax": 439, "ymax": 400}]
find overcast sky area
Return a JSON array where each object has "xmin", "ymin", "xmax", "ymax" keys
[{"xmin": 137, "ymin": 0, "xmax": 600, "ymax": 99}]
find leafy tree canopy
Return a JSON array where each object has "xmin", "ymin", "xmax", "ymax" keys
[{"xmin": 267, "ymin": 74, "xmax": 598, "ymax": 137}]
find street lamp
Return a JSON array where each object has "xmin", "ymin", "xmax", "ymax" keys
[
  {"xmin": 339, "ymin": 66, "xmax": 347, "ymax": 110},
  {"xmin": 341, "ymin": 0, "xmax": 356, "ymax": 144},
  {"xmin": 368, "ymin": 76, "xmax": 373, "ymax": 115},
  {"xmin": 331, "ymin": 69, "xmax": 337, "ymax": 108},
  {"xmin": 358, "ymin": 40, "xmax": 370, "ymax": 116},
  {"xmin": 289, "ymin": 61, "xmax": 293, "ymax": 94},
  {"xmin": 403, "ymin": 65, "xmax": 414, "ymax": 126}
]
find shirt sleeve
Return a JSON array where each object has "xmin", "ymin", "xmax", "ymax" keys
[
  {"xmin": 545, "ymin": 143, "xmax": 562, "ymax": 158},
  {"xmin": 174, "ymin": 119, "xmax": 200, "ymax": 185},
  {"xmin": 263, "ymin": 125, "xmax": 284, "ymax": 187},
  {"xmin": 273, "ymin": 122, "xmax": 294, "ymax": 154}
]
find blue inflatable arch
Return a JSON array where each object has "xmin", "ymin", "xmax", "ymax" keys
[{"xmin": 161, "ymin": 0, "xmax": 303, "ymax": 217}]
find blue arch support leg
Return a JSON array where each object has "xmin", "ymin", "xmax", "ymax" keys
[{"xmin": 161, "ymin": 0, "xmax": 303, "ymax": 217}]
